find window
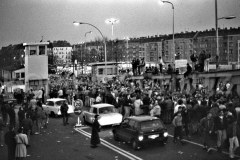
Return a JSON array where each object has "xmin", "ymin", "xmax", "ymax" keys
[
  {"xmin": 46, "ymin": 101, "xmax": 54, "ymax": 106},
  {"xmin": 93, "ymin": 108, "xmax": 98, "ymax": 114},
  {"xmin": 229, "ymin": 42, "xmax": 234, "ymax": 47},
  {"xmin": 16, "ymin": 73, "xmax": 20, "ymax": 79},
  {"xmin": 21, "ymin": 72, "xmax": 25, "ymax": 78},
  {"xmin": 128, "ymin": 120, "xmax": 135, "ymax": 129},
  {"xmin": 98, "ymin": 68, "xmax": 103, "ymax": 75},
  {"xmin": 39, "ymin": 46, "xmax": 45, "ymax": 55}
]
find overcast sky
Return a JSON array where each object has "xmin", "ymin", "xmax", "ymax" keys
[{"xmin": 0, "ymin": 0, "xmax": 239, "ymax": 48}]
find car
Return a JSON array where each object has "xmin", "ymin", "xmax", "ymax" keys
[
  {"xmin": 82, "ymin": 103, "xmax": 123, "ymax": 126},
  {"xmin": 112, "ymin": 116, "xmax": 168, "ymax": 150},
  {"xmin": 42, "ymin": 98, "xmax": 74, "ymax": 117}
]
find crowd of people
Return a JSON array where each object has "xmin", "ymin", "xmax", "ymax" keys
[
  {"xmin": 0, "ymin": 94, "xmax": 49, "ymax": 160},
  {"xmin": 72, "ymin": 75, "xmax": 240, "ymax": 158}
]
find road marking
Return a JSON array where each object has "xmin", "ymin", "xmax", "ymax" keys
[
  {"xmin": 78, "ymin": 128, "xmax": 143, "ymax": 160},
  {"xmin": 74, "ymin": 128, "xmax": 143, "ymax": 160},
  {"xmin": 168, "ymin": 134, "xmax": 240, "ymax": 158}
]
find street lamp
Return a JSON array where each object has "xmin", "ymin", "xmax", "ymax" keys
[
  {"xmin": 123, "ymin": 37, "xmax": 130, "ymax": 68},
  {"xmin": 83, "ymin": 31, "xmax": 92, "ymax": 74},
  {"xmin": 159, "ymin": 0, "xmax": 175, "ymax": 69},
  {"xmin": 106, "ymin": 18, "xmax": 119, "ymax": 74},
  {"xmin": 215, "ymin": 0, "xmax": 236, "ymax": 69},
  {"xmin": 73, "ymin": 21, "xmax": 107, "ymax": 75}
]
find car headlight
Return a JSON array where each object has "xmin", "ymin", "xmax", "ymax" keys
[
  {"xmin": 138, "ymin": 135, "xmax": 144, "ymax": 141},
  {"xmin": 163, "ymin": 132, "xmax": 168, "ymax": 137}
]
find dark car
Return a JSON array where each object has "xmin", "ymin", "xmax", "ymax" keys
[{"xmin": 112, "ymin": 116, "xmax": 168, "ymax": 150}]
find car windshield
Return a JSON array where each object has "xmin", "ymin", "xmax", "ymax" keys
[
  {"xmin": 55, "ymin": 100, "xmax": 65, "ymax": 106},
  {"xmin": 99, "ymin": 107, "xmax": 115, "ymax": 114},
  {"xmin": 140, "ymin": 119, "xmax": 163, "ymax": 131}
]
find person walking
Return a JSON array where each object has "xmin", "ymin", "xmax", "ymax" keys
[
  {"xmin": 35, "ymin": 101, "xmax": 43, "ymax": 134},
  {"xmin": 90, "ymin": 115, "xmax": 101, "ymax": 148},
  {"xmin": 215, "ymin": 109, "xmax": 228, "ymax": 153},
  {"xmin": 4, "ymin": 126, "xmax": 16, "ymax": 160},
  {"xmin": 0, "ymin": 114, "xmax": 4, "ymax": 147},
  {"xmin": 21, "ymin": 115, "xmax": 33, "ymax": 146},
  {"xmin": 200, "ymin": 112, "xmax": 215, "ymax": 153},
  {"xmin": 18, "ymin": 107, "xmax": 25, "ymax": 128},
  {"xmin": 60, "ymin": 100, "xmax": 69, "ymax": 126},
  {"xmin": 227, "ymin": 119, "xmax": 240, "ymax": 159},
  {"xmin": 172, "ymin": 111, "xmax": 185, "ymax": 144},
  {"xmin": 123, "ymin": 94, "xmax": 132, "ymax": 119},
  {"xmin": 8, "ymin": 104, "xmax": 16, "ymax": 128},
  {"xmin": 150, "ymin": 100, "xmax": 161, "ymax": 118},
  {"xmin": 15, "ymin": 127, "xmax": 28, "ymax": 160}
]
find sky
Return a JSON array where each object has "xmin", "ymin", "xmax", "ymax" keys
[{"xmin": 0, "ymin": 0, "xmax": 240, "ymax": 48}]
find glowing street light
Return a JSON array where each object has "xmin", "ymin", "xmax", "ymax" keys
[{"xmin": 73, "ymin": 21, "xmax": 107, "ymax": 75}]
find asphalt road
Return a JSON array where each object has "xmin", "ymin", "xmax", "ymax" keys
[{"xmin": 1, "ymin": 108, "xmax": 240, "ymax": 160}]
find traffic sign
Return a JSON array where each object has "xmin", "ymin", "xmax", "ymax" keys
[{"xmin": 74, "ymin": 108, "xmax": 82, "ymax": 115}]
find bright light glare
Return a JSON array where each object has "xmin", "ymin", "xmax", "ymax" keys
[
  {"xmin": 159, "ymin": 1, "xmax": 164, "ymax": 5},
  {"xmin": 73, "ymin": 21, "xmax": 80, "ymax": 25}
]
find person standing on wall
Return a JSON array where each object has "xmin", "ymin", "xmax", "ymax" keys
[
  {"xmin": 190, "ymin": 52, "xmax": 198, "ymax": 71},
  {"xmin": 205, "ymin": 52, "xmax": 211, "ymax": 72},
  {"xmin": 158, "ymin": 57, "xmax": 165, "ymax": 74},
  {"xmin": 198, "ymin": 50, "xmax": 207, "ymax": 72}
]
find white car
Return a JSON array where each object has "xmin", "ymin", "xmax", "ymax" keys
[
  {"xmin": 42, "ymin": 98, "xmax": 74, "ymax": 117},
  {"xmin": 83, "ymin": 103, "xmax": 123, "ymax": 126}
]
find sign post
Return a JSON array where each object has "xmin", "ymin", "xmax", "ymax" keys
[{"xmin": 74, "ymin": 99, "xmax": 84, "ymax": 127}]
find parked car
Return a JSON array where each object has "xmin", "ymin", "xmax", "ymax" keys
[
  {"xmin": 112, "ymin": 116, "xmax": 168, "ymax": 150},
  {"xmin": 42, "ymin": 98, "xmax": 74, "ymax": 117},
  {"xmin": 82, "ymin": 103, "xmax": 123, "ymax": 126}
]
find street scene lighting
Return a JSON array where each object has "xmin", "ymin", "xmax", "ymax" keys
[
  {"xmin": 73, "ymin": 21, "xmax": 107, "ymax": 75},
  {"xmin": 159, "ymin": 0, "xmax": 175, "ymax": 69}
]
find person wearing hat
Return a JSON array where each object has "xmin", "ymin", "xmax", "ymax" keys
[{"xmin": 90, "ymin": 115, "xmax": 101, "ymax": 148}]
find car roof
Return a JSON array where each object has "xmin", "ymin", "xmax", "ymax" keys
[
  {"xmin": 91, "ymin": 103, "xmax": 114, "ymax": 108},
  {"xmin": 46, "ymin": 98, "xmax": 66, "ymax": 102},
  {"xmin": 127, "ymin": 116, "xmax": 159, "ymax": 122}
]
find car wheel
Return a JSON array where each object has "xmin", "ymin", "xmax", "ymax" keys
[
  {"xmin": 131, "ymin": 139, "xmax": 140, "ymax": 150},
  {"xmin": 113, "ymin": 132, "xmax": 119, "ymax": 141}
]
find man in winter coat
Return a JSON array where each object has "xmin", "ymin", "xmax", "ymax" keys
[
  {"xmin": 60, "ymin": 100, "xmax": 69, "ymax": 126},
  {"xmin": 200, "ymin": 112, "xmax": 215, "ymax": 152},
  {"xmin": 198, "ymin": 50, "xmax": 206, "ymax": 72},
  {"xmin": 21, "ymin": 115, "xmax": 33, "ymax": 146},
  {"xmin": 4, "ymin": 126, "xmax": 16, "ymax": 160},
  {"xmin": 190, "ymin": 52, "xmax": 198, "ymax": 71},
  {"xmin": 215, "ymin": 109, "xmax": 228, "ymax": 153},
  {"xmin": 227, "ymin": 119, "xmax": 240, "ymax": 158}
]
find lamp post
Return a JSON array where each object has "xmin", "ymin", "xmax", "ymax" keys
[
  {"xmin": 84, "ymin": 31, "xmax": 92, "ymax": 74},
  {"xmin": 123, "ymin": 37, "xmax": 130, "ymax": 68},
  {"xmin": 160, "ymin": 1, "xmax": 175, "ymax": 69},
  {"xmin": 106, "ymin": 18, "xmax": 119, "ymax": 74},
  {"xmin": 215, "ymin": 0, "xmax": 236, "ymax": 70},
  {"xmin": 73, "ymin": 22, "xmax": 107, "ymax": 75}
]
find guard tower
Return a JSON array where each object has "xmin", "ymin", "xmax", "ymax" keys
[{"xmin": 23, "ymin": 42, "xmax": 49, "ymax": 92}]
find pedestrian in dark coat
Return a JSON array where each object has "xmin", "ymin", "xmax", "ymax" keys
[
  {"xmin": 198, "ymin": 50, "xmax": 206, "ymax": 72},
  {"xmin": 60, "ymin": 100, "xmax": 69, "ymax": 126},
  {"xmin": 8, "ymin": 105, "xmax": 16, "ymax": 128},
  {"xmin": 91, "ymin": 115, "xmax": 101, "ymax": 148},
  {"xmin": 4, "ymin": 126, "xmax": 16, "ymax": 160},
  {"xmin": 18, "ymin": 107, "xmax": 25, "ymax": 128}
]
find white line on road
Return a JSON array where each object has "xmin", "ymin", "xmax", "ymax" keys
[{"xmin": 74, "ymin": 128, "xmax": 143, "ymax": 160}]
